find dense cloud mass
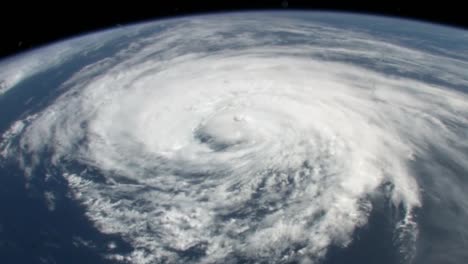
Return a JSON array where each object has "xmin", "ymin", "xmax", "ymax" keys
[{"xmin": 1, "ymin": 13, "xmax": 468, "ymax": 264}]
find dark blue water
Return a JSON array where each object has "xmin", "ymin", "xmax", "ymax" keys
[{"xmin": 0, "ymin": 164, "xmax": 133, "ymax": 264}]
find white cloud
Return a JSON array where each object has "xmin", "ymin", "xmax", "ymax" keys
[{"xmin": 1, "ymin": 12, "xmax": 468, "ymax": 264}]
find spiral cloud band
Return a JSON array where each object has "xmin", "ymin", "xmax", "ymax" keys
[{"xmin": 1, "ymin": 13, "xmax": 468, "ymax": 264}]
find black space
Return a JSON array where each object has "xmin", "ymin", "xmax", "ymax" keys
[{"xmin": 0, "ymin": 1, "xmax": 467, "ymax": 60}]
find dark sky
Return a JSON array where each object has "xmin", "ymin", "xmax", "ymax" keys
[{"xmin": 1, "ymin": 1, "xmax": 467, "ymax": 60}]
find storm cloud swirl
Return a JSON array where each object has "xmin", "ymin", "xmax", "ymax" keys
[{"xmin": 1, "ymin": 13, "xmax": 468, "ymax": 264}]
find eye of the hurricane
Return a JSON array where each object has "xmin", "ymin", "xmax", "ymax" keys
[{"xmin": 194, "ymin": 113, "xmax": 253, "ymax": 151}]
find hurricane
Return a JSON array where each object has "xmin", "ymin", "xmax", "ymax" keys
[{"xmin": 1, "ymin": 13, "xmax": 468, "ymax": 264}]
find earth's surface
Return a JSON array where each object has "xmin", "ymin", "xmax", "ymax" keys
[{"xmin": 0, "ymin": 12, "xmax": 467, "ymax": 264}]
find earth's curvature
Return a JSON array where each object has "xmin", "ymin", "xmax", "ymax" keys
[{"xmin": 0, "ymin": 12, "xmax": 468, "ymax": 264}]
